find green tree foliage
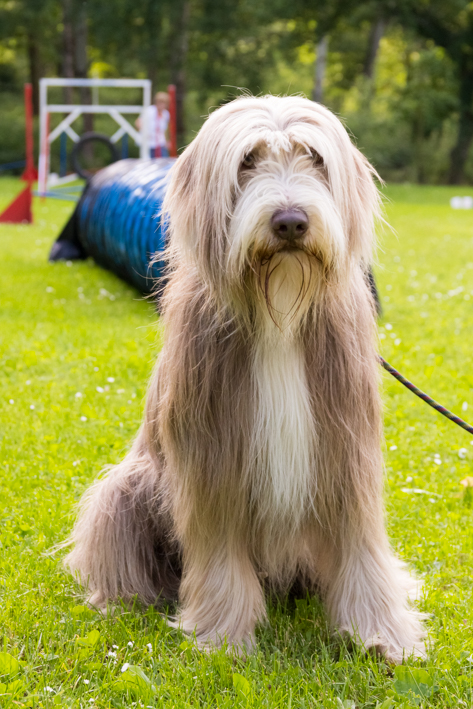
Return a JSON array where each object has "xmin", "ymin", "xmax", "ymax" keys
[
  {"xmin": 0, "ymin": 0, "xmax": 472, "ymax": 183},
  {"xmin": 394, "ymin": 0, "xmax": 473, "ymax": 183}
]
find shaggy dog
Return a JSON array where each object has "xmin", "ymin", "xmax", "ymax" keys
[{"xmin": 66, "ymin": 95, "xmax": 426, "ymax": 663}]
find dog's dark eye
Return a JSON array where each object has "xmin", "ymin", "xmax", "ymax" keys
[
  {"xmin": 311, "ymin": 150, "xmax": 324, "ymax": 167},
  {"xmin": 242, "ymin": 153, "xmax": 256, "ymax": 169}
]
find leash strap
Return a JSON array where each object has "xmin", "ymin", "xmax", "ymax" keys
[{"xmin": 379, "ymin": 356, "xmax": 473, "ymax": 436}]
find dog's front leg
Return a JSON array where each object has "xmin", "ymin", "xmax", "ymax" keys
[
  {"xmin": 175, "ymin": 531, "xmax": 266, "ymax": 653},
  {"xmin": 323, "ymin": 534, "xmax": 426, "ymax": 664}
]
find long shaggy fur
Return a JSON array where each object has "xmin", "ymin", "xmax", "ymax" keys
[{"xmin": 65, "ymin": 95, "xmax": 426, "ymax": 663}]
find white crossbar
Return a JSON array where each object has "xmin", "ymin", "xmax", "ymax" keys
[
  {"xmin": 47, "ymin": 104, "xmax": 144, "ymax": 113},
  {"xmin": 42, "ymin": 78, "xmax": 150, "ymax": 88},
  {"xmin": 110, "ymin": 126, "xmax": 126, "ymax": 143},
  {"xmin": 48, "ymin": 108, "xmax": 82, "ymax": 143},
  {"xmin": 108, "ymin": 109, "xmax": 142, "ymax": 144}
]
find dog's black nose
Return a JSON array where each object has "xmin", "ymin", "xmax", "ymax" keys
[{"xmin": 271, "ymin": 209, "xmax": 309, "ymax": 242}]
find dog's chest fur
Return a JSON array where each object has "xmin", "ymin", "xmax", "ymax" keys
[{"xmin": 250, "ymin": 328, "xmax": 315, "ymax": 531}]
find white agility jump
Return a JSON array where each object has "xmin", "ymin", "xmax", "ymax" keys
[{"xmin": 38, "ymin": 78, "xmax": 151, "ymax": 195}]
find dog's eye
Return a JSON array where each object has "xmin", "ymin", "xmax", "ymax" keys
[
  {"xmin": 310, "ymin": 150, "xmax": 324, "ymax": 167},
  {"xmin": 241, "ymin": 153, "xmax": 256, "ymax": 169}
]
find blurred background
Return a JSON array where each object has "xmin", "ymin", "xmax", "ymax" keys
[{"xmin": 1, "ymin": 0, "xmax": 473, "ymax": 184}]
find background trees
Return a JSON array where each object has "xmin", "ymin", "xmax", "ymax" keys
[{"xmin": 0, "ymin": 0, "xmax": 472, "ymax": 183}]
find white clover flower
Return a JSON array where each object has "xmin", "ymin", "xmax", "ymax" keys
[
  {"xmin": 107, "ymin": 377, "xmax": 115, "ymax": 383},
  {"xmin": 83, "ymin": 679, "xmax": 90, "ymax": 685},
  {"xmin": 45, "ymin": 686, "xmax": 54, "ymax": 693},
  {"xmin": 108, "ymin": 650, "xmax": 117, "ymax": 658},
  {"xmin": 389, "ymin": 445, "xmax": 397, "ymax": 451},
  {"xmin": 147, "ymin": 643, "xmax": 153, "ymax": 653},
  {"xmin": 459, "ymin": 448, "xmax": 467, "ymax": 459},
  {"xmin": 127, "ymin": 641, "xmax": 134, "ymax": 647},
  {"xmin": 96, "ymin": 386, "xmax": 104, "ymax": 393},
  {"xmin": 406, "ymin": 476, "xmax": 413, "ymax": 483},
  {"xmin": 75, "ymin": 392, "xmax": 82, "ymax": 398},
  {"xmin": 385, "ymin": 323, "xmax": 393, "ymax": 330},
  {"xmin": 9, "ymin": 399, "xmax": 14, "ymax": 404},
  {"xmin": 121, "ymin": 663, "xmax": 130, "ymax": 672},
  {"xmin": 462, "ymin": 402, "xmax": 468, "ymax": 412},
  {"xmin": 94, "ymin": 366, "xmax": 99, "ymax": 372},
  {"xmin": 112, "ymin": 645, "xmax": 119, "ymax": 649},
  {"xmin": 80, "ymin": 416, "xmax": 87, "ymax": 422},
  {"xmin": 30, "ymin": 404, "xmax": 35, "ymax": 410}
]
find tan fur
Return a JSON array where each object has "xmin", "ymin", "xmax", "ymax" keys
[{"xmin": 65, "ymin": 95, "xmax": 426, "ymax": 663}]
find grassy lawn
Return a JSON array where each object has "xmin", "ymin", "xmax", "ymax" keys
[{"xmin": 1, "ymin": 176, "xmax": 473, "ymax": 707}]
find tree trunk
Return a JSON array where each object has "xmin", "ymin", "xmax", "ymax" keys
[
  {"xmin": 74, "ymin": 2, "xmax": 93, "ymax": 134},
  {"xmin": 413, "ymin": 106, "xmax": 426, "ymax": 184},
  {"xmin": 62, "ymin": 0, "xmax": 75, "ymax": 105},
  {"xmin": 449, "ymin": 60, "xmax": 473, "ymax": 184},
  {"xmin": 27, "ymin": 32, "xmax": 41, "ymax": 116},
  {"xmin": 363, "ymin": 16, "xmax": 385, "ymax": 80},
  {"xmin": 145, "ymin": 2, "xmax": 161, "ymax": 94},
  {"xmin": 147, "ymin": 60, "xmax": 158, "ymax": 95},
  {"xmin": 312, "ymin": 35, "xmax": 328, "ymax": 104},
  {"xmin": 171, "ymin": 0, "xmax": 190, "ymax": 148}
]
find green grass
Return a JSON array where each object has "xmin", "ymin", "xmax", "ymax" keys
[{"xmin": 1, "ymin": 176, "xmax": 473, "ymax": 708}]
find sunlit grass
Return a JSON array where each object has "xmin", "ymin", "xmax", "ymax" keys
[{"xmin": 1, "ymin": 177, "xmax": 473, "ymax": 707}]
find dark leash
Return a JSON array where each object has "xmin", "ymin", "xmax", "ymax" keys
[{"xmin": 379, "ymin": 356, "xmax": 473, "ymax": 436}]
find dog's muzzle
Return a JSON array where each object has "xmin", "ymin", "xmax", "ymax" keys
[{"xmin": 270, "ymin": 209, "xmax": 309, "ymax": 243}]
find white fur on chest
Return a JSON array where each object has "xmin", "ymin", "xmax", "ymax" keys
[{"xmin": 251, "ymin": 330, "xmax": 315, "ymax": 532}]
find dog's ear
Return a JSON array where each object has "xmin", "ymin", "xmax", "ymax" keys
[
  {"xmin": 162, "ymin": 119, "xmax": 233, "ymax": 291},
  {"xmin": 345, "ymin": 146, "xmax": 382, "ymax": 267}
]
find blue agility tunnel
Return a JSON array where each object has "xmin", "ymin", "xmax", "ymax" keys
[{"xmin": 49, "ymin": 158, "xmax": 176, "ymax": 294}]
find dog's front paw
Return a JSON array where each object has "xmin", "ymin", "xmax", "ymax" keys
[
  {"xmin": 196, "ymin": 634, "xmax": 255, "ymax": 658},
  {"xmin": 169, "ymin": 612, "xmax": 256, "ymax": 656},
  {"xmin": 351, "ymin": 609, "xmax": 428, "ymax": 664},
  {"xmin": 367, "ymin": 635, "xmax": 427, "ymax": 665}
]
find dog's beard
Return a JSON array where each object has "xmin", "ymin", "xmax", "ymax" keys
[{"xmin": 250, "ymin": 246, "xmax": 324, "ymax": 333}]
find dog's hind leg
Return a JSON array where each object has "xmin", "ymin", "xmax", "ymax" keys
[{"xmin": 64, "ymin": 430, "xmax": 180, "ymax": 608}]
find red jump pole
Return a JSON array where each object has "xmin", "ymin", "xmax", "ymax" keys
[
  {"xmin": 22, "ymin": 83, "xmax": 37, "ymax": 182},
  {"xmin": 0, "ymin": 83, "xmax": 34, "ymax": 224},
  {"xmin": 168, "ymin": 84, "xmax": 178, "ymax": 157}
]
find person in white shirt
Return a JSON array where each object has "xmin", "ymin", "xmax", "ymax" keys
[{"xmin": 136, "ymin": 92, "xmax": 170, "ymax": 158}]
